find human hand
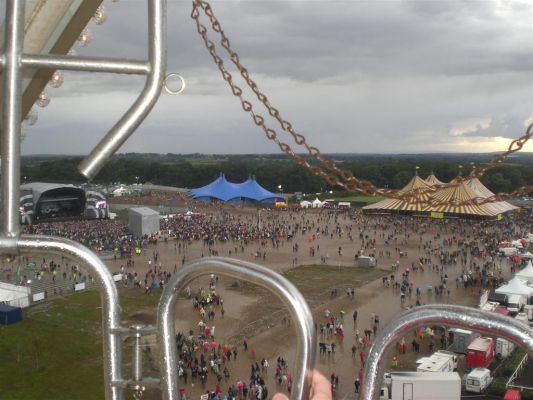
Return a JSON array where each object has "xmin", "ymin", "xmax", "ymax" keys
[{"xmin": 272, "ymin": 369, "xmax": 332, "ymax": 400}]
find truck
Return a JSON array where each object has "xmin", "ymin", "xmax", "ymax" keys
[
  {"xmin": 524, "ymin": 304, "xmax": 533, "ymax": 321},
  {"xmin": 417, "ymin": 351, "xmax": 458, "ymax": 372},
  {"xmin": 358, "ymin": 255, "xmax": 377, "ymax": 267},
  {"xmin": 515, "ymin": 312, "xmax": 529, "ymax": 326},
  {"xmin": 466, "ymin": 337, "xmax": 495, "ymax": 369},
  {"xmin": 507, "ymin": 294, "xmax": 526, "ymax": 314},
  {"xmin": 448, "ymin": 328, "xmax": 480, "ymax": 354},
  {"xmin": 465, "ymin": 368, "xmax": 492, "ymax": 393},
  {"xmin": 488, "ymin": 291, "xmax": 508, "ymax": 306},
  {"xmin": 496, "ymin": 337, "xmax": 515, "ymax": 358},
  {"xmin": 380, "ymin": 372, "xmax": 461, "ymax": 400}
]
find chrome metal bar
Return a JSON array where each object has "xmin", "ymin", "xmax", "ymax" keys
[
  {"xmin": 113, "ymin": 377, "xmax": 161, "ymax": 389},
  {"xmin": 21, "ymin": 54, "xmax": 150, "ymax": 75},
  {"xmin": 157, "ymin": 257, "xmax": 315, "ymax": 400},
  {"xmin": 78, "ymin": 0, "xmax": 166, "ymax": 180},
  {"xmin": 132, "ymin": 326, "xmax": 143, "ymax": 382},
  {"xmin": 17, "ymin": 234, "xmax": 124, "ymax": 400},
  {"xmin": 361, "ymin": 304, "xmax": 533, "ymax": 400},
  {"xmin": 1, "ymin": 0, "xmax": 25, "ymax": 238}
]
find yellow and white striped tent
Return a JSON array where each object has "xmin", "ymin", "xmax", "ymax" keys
[
  {"xmin": 464, "ymin": 177, "xmax": 518, "ymax": 216},
  {"xmin": 363, "ymin": 174, "xmax": 518, "ymax": 218},
  {"xmin": 425, "ymin": 174, "xmax": 445, "ymax": 186},
  {"xmin": 429, "ymin": 177, "xmax": 496, "ymax": 216},
  {"xmin": 363, "ymin": 175, "xmax": 433, "ymax": 213}
]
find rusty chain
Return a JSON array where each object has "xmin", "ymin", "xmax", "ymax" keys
[{"xmin": 191, "ymin": 0, "xmax": 533, "ymax": 207}]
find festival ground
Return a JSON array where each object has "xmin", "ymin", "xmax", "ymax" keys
[
  {"xmin": 3, "ymin": 203, "xmax": 529, "ymax": 400},
  {"xmin": 99, "ymin": 205, "xmax": 523, "ymax": 400}
]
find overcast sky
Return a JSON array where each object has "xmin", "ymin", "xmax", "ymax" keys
[{"xmin": 21, "ymin": 0, "xmax": 533, "ymax": 155}]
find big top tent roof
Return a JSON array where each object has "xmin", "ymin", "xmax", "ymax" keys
[
  {"xmin": 429, "ymin": 177, "xmax": 498, "ymax": 216},
  {"xmin": 363, "ymin": 175, "xmax": 432, "ymax": 213},
  {"xmin": 190, "ymin": 174, "xmax": 283, "ymax": 203},
  {"xmin": 425, "ymin": 174, "xmax": 445, "ymax": 186},
  {"xmin": 235, "ymin": 178, "xmax": 285, "ymax": 202},
  {"xmin": 464, "ymin": 177, "xmax": 518, "ymax": 215},
  {"xmin": 363, "ymin": 174, "xmax": 517, "ymax": 218}
]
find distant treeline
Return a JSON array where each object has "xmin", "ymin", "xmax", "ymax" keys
[{"xmin": 20, "ymin": 153, "xmax": 533, "ymax": 195}]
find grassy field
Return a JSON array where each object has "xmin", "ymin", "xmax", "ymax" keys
[
  {"xmin": 0, "ymin": 289, "xmax": 161, "ymax": 400},
  {"xmin": 0, "ymin": 265, "xmax": 384, "ymax": 399},
  {"xmin": 330, "ymin": 195, "xmax": 384, "ymax": 204},
  {"xmin": 234, "ymin": 264, "xmax": 385, "ymax": 309}
]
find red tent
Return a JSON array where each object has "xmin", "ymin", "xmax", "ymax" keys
[{"xmin": 504, "ymin": 389, "xmax": 521, "ymax": 400}]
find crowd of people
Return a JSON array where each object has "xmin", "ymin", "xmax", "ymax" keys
[{"xmin": 3, "ymin": 202, "xmax": 532, "ymax": 399}]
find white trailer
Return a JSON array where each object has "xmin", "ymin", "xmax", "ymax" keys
[
  {"xmin": 524, "ymin": 304, "xmax": 533, "ymax": 321},
  {"xmin": 495, "ymin": 338, "xmax": 515, "ymax": 358},
  {"xmin": 416, "ymin": 351, "xmax": 457, "ymax": 372},
  {"xmin": 465, "ymin": 368, "xmax": 492, "ymax": 393},
  {"xmin": 380, "ymin": 372, "xmax": 461, "ymax": 400},
  {"xmin": 507, "ymin": 294, "xmax": 526, "ymax": 314},
  {"xmin": 358, "ymin": 255, "xmax": 377, "ymax": 267},
  {"xmin": 448, "ymin": 328, "xmax": 480, "ymax": 354}
]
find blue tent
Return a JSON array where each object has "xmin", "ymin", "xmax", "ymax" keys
[
  {"xmin": 0, "ymin": 304, "xmax": 22, "ymax": 325},
  {"xmin": 190, "ymin": 174, "xmax": 284, "ymax": 203}
]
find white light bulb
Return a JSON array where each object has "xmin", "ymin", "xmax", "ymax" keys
[
  {"xmin": 37, "ymin": 91, "xmax": 50, "ymax": 108},
  {"xmin": 24, "ymin": 107, "xmax": 38, "ymax": 126},
  {"xmin": 93, "ymin": 6, "xmax": 108, "ymax": 25},
  {"xmin": 49, "ymin": 71, "xmax": 64, "ymax": 88},
  {"xmin": 78, "ymin": 29, "xmax": 92, "ymax": 47}
]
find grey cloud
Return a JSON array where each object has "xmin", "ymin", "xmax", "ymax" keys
[
  {"xmin": 460, "ymin": 115, "xmax": 530, "ymax": 138},
  {"xmin": 19, "ymin": 0, "xmax": 533, "ymax": 155}
]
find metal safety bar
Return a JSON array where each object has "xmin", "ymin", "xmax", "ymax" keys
[
  {"xmin": 17, "ymin": 234, "xmax": 124, "ymax": 400},
  {"xmin": 361, "ymin": 304, "xmax": 533, "ymax": 400},
  {"xmin": 1, "ymin": 1, "xmax": 166, "ymax": 399},
  {"xmin": 157, "ymin": 257, "xmax": 316, "ymax": 400}
]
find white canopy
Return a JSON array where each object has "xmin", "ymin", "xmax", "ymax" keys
[
  {"xmin": 512, "ymin": 240, "xmax": 524, "ymax": 249},
  {"xmin": 520, "ymin": 252, "xmax": 533, "ymax": 260},
  {"xmin": 300, "ymin": 200, "xmax": 312, "ymax": 209},
  {"xmin": 495, "ymin": 276, "xmax": 533, "ymax": 297},
  {"xmin": 312, "ymin": 198, "xmax": 323, "ymax": 208},
  {"xmin": 516, "ymin": 261, "xmax": 533, "ymax": 284}
]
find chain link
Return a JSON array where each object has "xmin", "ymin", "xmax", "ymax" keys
[{"xmin": 191, "ymin": 0, "xmax": 533, "ymax": 207}]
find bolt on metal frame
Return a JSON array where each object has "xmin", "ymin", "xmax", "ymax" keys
[{"xmin": 2, "ymin": 2, "xmax": 533, "ymax": 400}]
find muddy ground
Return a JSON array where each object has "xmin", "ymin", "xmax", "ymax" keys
[{"xmin": 97, "ymin": 204, "xmax": 515, "ymax": 400}]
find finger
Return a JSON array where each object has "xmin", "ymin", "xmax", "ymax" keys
[
  {"xmin": 272, "ymin": 393, "xmax": 289, "ymax": 400},
  {"xmin": 310, "ymin": 370, "xmax": 333, "ymax": 400}
]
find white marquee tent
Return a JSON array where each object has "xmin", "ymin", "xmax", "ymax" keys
[
  {"xmin": 312, "ymin": 198, "xmax": 323, "ymax": 208},
  {"xmin": 516, "ymin": 262, "xmax": 533, "ymax": 284},
  {"xmin": 300, "ymin": 200, "xmax": 312, "ymax": 209},
  {"xmin": 495, "ymin": 276, "xmax": 533, "ymax": 298},
  {"xmin": 0, "ymin": 282, "xmax": 30, "ymax": 308}
]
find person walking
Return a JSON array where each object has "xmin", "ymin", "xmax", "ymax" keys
[
  {"xmin": 359, "ymin": 350, "xmax": 366, "ymax": 366},
  {"xmin": 354, "ymin": 378, "xmax": 360, "ymax": 394}
]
